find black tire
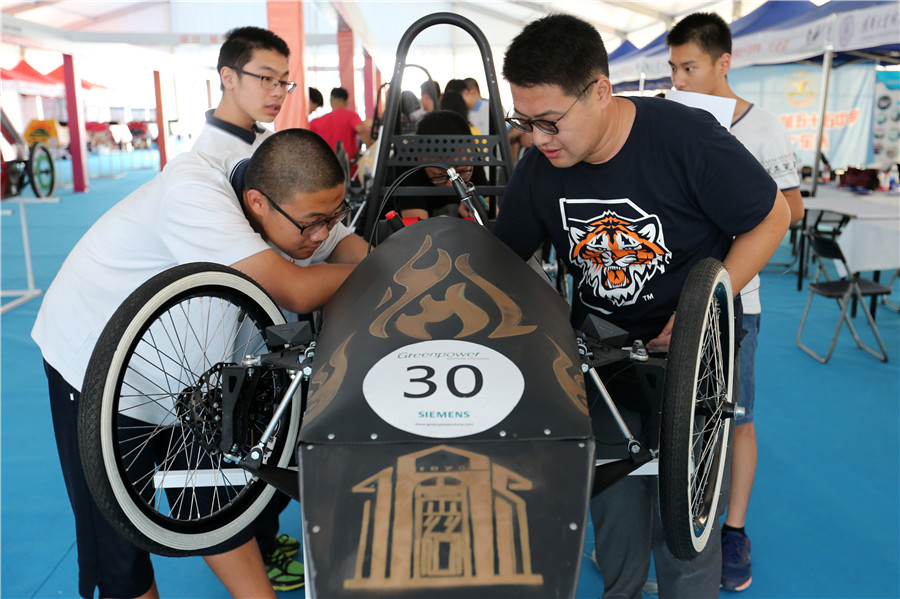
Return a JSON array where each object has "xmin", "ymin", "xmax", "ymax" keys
[
  {"xmin": 79, "ymin": 263, "xmax": 301, "ymax": 556},
  {"xmin": 659, "ymin": 258, "xmax": 734, "ymax": 560},
  {"xmin": 27, "ymin": 141, "xmax": 56, "ymax": 198}
]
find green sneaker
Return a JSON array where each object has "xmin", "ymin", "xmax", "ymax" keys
[
  {"xmin": 274, "ymin": 533, "xmax": 300, "ymax": 558},
  {"xmin": 263, "ymin": 547, "xmax": 305, "ymax": 592}
]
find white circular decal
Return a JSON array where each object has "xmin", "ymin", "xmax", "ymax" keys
[{"xmin": 362, "ymin": 340, "xmax": 524, "ymax": 438}]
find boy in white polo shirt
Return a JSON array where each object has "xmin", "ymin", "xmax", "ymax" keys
[
  {"xmin": 30, "ymin": 26, "xmax": 365, "ymax": 599},
  {"xmin": 668, "ymin": 12, "xmax": 804, "ymax": 593},
  {"xmin": 32, "ymin": 126, "xmax": 365, "ymax": 599}
]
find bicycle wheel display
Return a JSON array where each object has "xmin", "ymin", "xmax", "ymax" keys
[
  {"xmin": 79, "ymin": 263, "xmax": 301, "ymax": 556},
  {"xmin": 27, "ymin": 141, "xmax": 56, "ymax": 198},
  {"xmin": 659, "ymin": 257, "xmax": 734, "ymax": 560}
]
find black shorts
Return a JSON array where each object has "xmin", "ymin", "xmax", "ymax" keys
[
  {"xmin": 45, "ymin": 360, "xmax": 156, "ymax": 599},
  {"xmin": 45, "ymin": 359, "xmax": 273, "ymax": 598}
]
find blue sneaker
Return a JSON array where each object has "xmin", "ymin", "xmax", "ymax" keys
[{"xmin": 721, "ymin": 530, "xmax": 752, "ymax": 591}]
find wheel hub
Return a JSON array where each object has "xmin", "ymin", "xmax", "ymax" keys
[{"xmin": 176, "ymin": 363, "xmax": 226, "ymax": 454}]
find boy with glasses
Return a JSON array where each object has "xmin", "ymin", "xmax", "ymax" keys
[
  {"xmin": 493, "ymin": 13, "xmax": 790, "ymax": 599},
  {"xmin": 667, "ymin": 13, "xmax": 805, "ymax": 593},
  {"xmin": 195, "ymin": 25, "xmax": 310, "ymax": 592},
  {"xmin": 31, "ymin": 125, "xmax": 366, "ymax": 599},
  {"xmin": 31, "ymin": 27, "xmax": 365, "ymax": 599}
]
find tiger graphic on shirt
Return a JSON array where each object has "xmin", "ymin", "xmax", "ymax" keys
[{"xmin": 562, "ymin": 198, "xmax": 671, "ymax": 312}]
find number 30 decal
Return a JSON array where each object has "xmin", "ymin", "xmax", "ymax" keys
[
  {"xmin": 404, "ymin": 365, "xmax": 484, "ymax": 399},
  {"xmin": 363, "ymin": 340, "xmax": 524, "ymax": 438}
]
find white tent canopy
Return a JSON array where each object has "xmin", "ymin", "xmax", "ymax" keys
[{"xmin": 2, "ymin": 0, "xmax": 783, "ymax": 89}]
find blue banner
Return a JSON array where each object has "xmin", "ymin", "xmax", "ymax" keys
[{"xmin": 729, "ymin": 61, "xmax": 876, "ymax": 169}]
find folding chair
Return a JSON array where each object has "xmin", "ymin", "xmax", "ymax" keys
[
  {"xmin": 796, "ymin": 233, "xmax": 892, "ymax": 363},
  {"xmin": 882, "ymin": 269, "xmax": 900, "ymax": 312}
]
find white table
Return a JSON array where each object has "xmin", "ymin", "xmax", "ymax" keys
[
  {"xmin": 797, "ymin": 186, "xmax": 900, "ymax": 289},
  {"xmin": 803, "ymin": 195, "xmax": 900, "ymax": 220},
  {"xmin": 838, "ymin": 218, "xmax": 900, "ymax": 274}
]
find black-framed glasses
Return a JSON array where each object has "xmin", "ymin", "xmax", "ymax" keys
[
  {"xmin": 258, "ymin": 190, "xmax": 350, "ymax": 236},
  {"xmin": 505, "ymin": 79, "xmax": 598, "ymax": 135},
  {"xmin": 233, "ymin": 67, "xmax": 297, "ymax": 94},
  {"xmin": 429, "ymin": 165, "xmax": 474, "ymax": 185}
]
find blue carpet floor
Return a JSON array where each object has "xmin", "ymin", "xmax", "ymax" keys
[{"xmin": 2, "ymin": 161, "xmax": 898, "ymax": 598}]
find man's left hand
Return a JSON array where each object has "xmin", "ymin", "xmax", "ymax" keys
[{"xmin": 646, "ymin": 312, "xmax": 676, "ymax": 352}]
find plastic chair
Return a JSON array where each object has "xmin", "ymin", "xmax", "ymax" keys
[{"xmin": 796, "ymin": 233, "xmax": 891, "ymax": 363}]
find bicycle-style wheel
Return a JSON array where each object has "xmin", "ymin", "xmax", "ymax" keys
[
  {"xmin": 79, "ymin": 263, "xmax": 301, "ymax": 556},
  {"xmin": 27, "ymin": 142, "xmax": 56, "ymax": 198},
  {"xmin": 659, "ymin": 257, "xmax": 734, "ymax": 560}
]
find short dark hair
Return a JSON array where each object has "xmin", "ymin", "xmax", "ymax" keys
[
  {"xmin": 464, "ymin": 77, "xmax": 480, "ymax": 94},
  {"xmin": 667, "ymin": 12, "xmax": 732, "ymax": 59},
  {"xmin": 217, "ymin": 27, "xmax": 290, "ymax": 75},
  {"xmin": 439, "ymin": 91, "xmax": 471, "ymax": 124},
  {"xmin": 416, "ymin": 110, "xmax": 471, "ymax": 136},
  {"xmin": 420, "ymin": 80, "xmax": 441, "ymax": 106},
  {"xmin": 444, "ymin": 79, "xmax": 467, "ymax": 95},
  {"xmin": 309, "ymin": 87, "xmax": 324, "ymax": 107},
  {"xmin": 330, "ymin": 87, "xmax": 349, "ymax": 102},
  {"xmin": 245, "ymin": 129, "xmax": 345, "ymax": 200},
  {"xmin": 503, "ymin": 13, "xmax": 608, "ymax": 97}
]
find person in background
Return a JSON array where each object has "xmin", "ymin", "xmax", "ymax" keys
[
  {"xmin": 444, "ymin": 78, "xmax": 467, "ymax": 95},
  {"xmin": 397, "ymin": 110, "xmax": 487, "ymax": 221},
  {"xmin": 308, "ymin": 87, "xmax": 374, "ymax": 158},
  {"xmin": 463, "ymin": 77, "xmax": 491, "ymax": 134},
  {"xmin": 494, "ymin": 13, "xmax": 789, "ymax": 599},
  {"xmin": 667, "ymin": 12, "xmax": 804, "ymax": 593},
  {"xmin": 398, "ymin": 90, "xmax": 421, "ymax": 134},
  {"xmin": 411, "ymin": 79, "xmax": 441, "ymax": 123},
  {"xmin": 308, "ymin": 86, "xmax": 324, "ymax": 115},
  {"xmin": 440, "ymin": 90, "xmax": 482, "ymax": 134}
]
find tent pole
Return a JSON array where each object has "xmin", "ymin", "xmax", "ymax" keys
[
  {"xmin": 810, "ymin": 45, "xmax": 833, "ymax": 197},
  {"xmin": 639, "ymin": 72, "xmax": 646, "ymax": 95}
]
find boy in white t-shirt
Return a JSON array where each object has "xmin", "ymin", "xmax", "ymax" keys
[{"xmin": 668, "ymin": 12, "xmax": 805, "ymax": 593}]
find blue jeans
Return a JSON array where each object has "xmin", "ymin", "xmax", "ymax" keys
[{"xmin": 737, "ymin": 313, "xmax": 759, "ymax": 426}]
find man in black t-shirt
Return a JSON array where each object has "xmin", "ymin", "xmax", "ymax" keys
[{"xmin": 493, "ymin": 13, "xmax": 790, "ymax": 599}]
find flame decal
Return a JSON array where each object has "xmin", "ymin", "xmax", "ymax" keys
[
  {"xmin": 305, "ymin": 333, "xmax": 354, "ymax": 423},
  {"xmin": 369, "ymin": 236, "xmax": 538, "ymax": 341},
  {"xmin": 547, "ymin": 336, "xmax": 588, "ymax": 416},
  {"xmin": 396, "ymin": 282, "xmax": 489, "ymax": 339},
  {"xmin": 370, "ymin": 236, "xmax": 452, "ymax": 338},
  {"xmin": 456, "ymin": 254, "xmax": 537, "ymax": 339}
]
